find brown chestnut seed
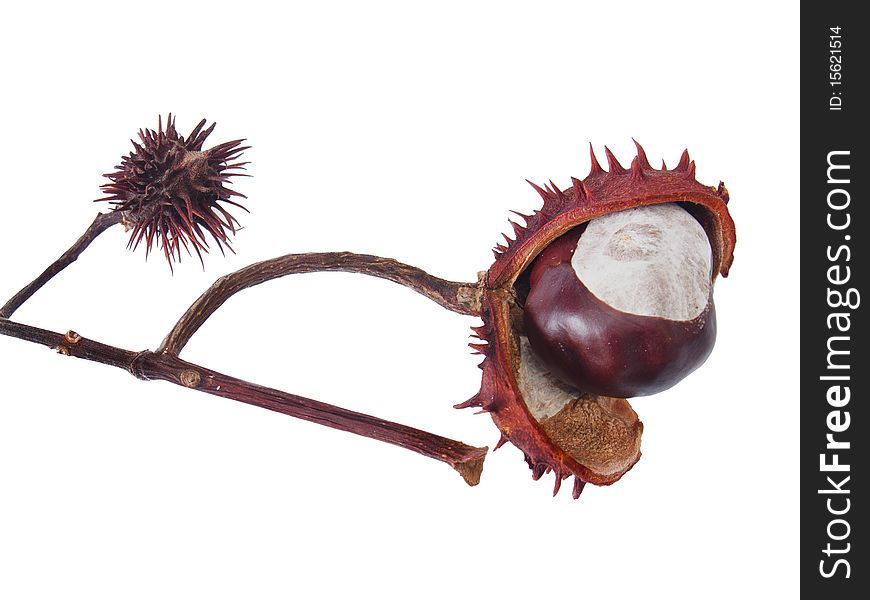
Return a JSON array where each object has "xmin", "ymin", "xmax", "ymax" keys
[{"xmin": 523, "ymin": 203, "xmax": 716, "ymax": 398}]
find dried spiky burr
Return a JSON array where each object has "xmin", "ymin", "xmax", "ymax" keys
[{"xmin": 98, "ymin": 114, "xmax": 249, "ymax": 267}]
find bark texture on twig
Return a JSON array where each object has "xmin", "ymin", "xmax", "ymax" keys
[
  {"xmin": 0, "ymin": 319, "xmax": 139, "ymax": 371},
  {"xmin": 159, "ymin": 251, "xmax": 481, "ymax": 355},
  {"xmin": 0, "ymin": 212, "xmax": 123, "ymax": 319},
  {"xmin": 132, "ymin": 351, "xmax": 488, "ymax": 485},
  {"xmin": 0, "ymin": 318, "xmax": 487, "ymax": 485}
]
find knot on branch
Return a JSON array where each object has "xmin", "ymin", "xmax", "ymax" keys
[{"xmin": 129, "ymin": 350, "xmax": 155, "ymax": 380}]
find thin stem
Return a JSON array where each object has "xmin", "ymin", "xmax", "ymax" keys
[
  {"xmin": 0, "ymin": 318, "xmax": 139, "ymax": 371},
  {"xmin": 132, "ymin": 351, "xmax": 487, "ymax": 485},
  {"xmin": 0, "ymin": 318, "xmax": 487, "ymax": 485},
  {"xmin": 158, "ymin": 251, "xmax": 481, "ymax": 356},
  {"xmin": 0, "ymin": 211, "xmax": 124, "ymax": 319}
]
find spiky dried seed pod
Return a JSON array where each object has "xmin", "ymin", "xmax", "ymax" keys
[
  {"xmin": 98, "ymin": 114, "xmax": 250, "ymax": 268},
  {"xmin": 458, "ymin": 142, "xmax": 736, "ymax": 498}
]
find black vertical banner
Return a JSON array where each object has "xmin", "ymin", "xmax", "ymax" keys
[{"xmin": 802, "ymin": 4, "xmax": 866, "ymax": 597}]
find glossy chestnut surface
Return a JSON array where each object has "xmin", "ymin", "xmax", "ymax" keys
[{"xmin": 523, "ymin": 216, "xmax": 716, "ymax": 398}]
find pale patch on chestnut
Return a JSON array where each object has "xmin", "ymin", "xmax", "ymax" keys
[
  {"xmin": 516, "ymin": 336, "xmax": 575, "ymax": 421},
  {"xmin": 572, "ymin": 203, "xmax": 712, "ymax": 322}
]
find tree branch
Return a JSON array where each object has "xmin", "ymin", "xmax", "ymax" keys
[
  {"xmin": 0, "ymin": 211, "xmax": 124, "ymax": 319},
  {"xmin": 0, "ymin": 318, "xmax": 487, "ymax": 486},
  {"xmin": 158, "ymin": 251, "xmax": 481, "ymax": 356}
]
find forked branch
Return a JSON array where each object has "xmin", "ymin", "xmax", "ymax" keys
[{"xmin": 0, "ymin": 214, "xmax": 488, "ymax": 486}]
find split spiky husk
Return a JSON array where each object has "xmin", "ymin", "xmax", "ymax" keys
[
  {"xmin": 98, "ymin": 114, "xmax": 250, "ymax": 268},
  {"xmin": 458, "ymin": 142, "xmax": 736, "ymax": 498}
]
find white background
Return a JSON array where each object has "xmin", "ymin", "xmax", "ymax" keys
[{"xmin": 0, "ymin": 2, "xmax": 798, "ymax": 598}]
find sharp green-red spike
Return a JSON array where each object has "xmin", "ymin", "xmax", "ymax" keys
[
  {"xmin": 588, "ymin": 143, "xmax": 605, "ymax": 176},
  {"xmin": 509, "ymin": 220, "xmax": 525, "ymax": 237},
  {"xmin": 454, "ymin": 395, "xmax": 484, "ymax": 410},
  {"xmin": 469, "ymin": 343, "xmax": 488, "ymax": 355},
  {"xmin": 632, "ymin": 155, "xmax": 649, "ymax": 181},
  {"xmin": 604, "ymin": 146, "xmax": 626, "ymax": 174},
  {"xmin": 553, "ymin": 471, "xmax": 563, "ymax": 496},
  {"xmin": 573, "ymin": 477, "xmax": 587, "ymax": 499},
  {"xmin": 676, "ymin": 149, "xmax": 691, "ymax": 171},
  {"xmin": 526, "ymin": 179, "xmax": 552, "ymax": 202},
  {"xmin": 549, "ymin": 180, "xmax": 567, "ymax": 202},
  {"xmin": 632, "ymin": 139, "xmax": 652, "ymax": 170}
]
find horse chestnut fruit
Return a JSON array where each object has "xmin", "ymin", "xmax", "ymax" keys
[
  {"xmin": 458, "ymin": 143, "xmax": 736, "ymax": 496},
  {"xmin": 523, "ymin": 204, "xmax": 716, "ymax": 398}
]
